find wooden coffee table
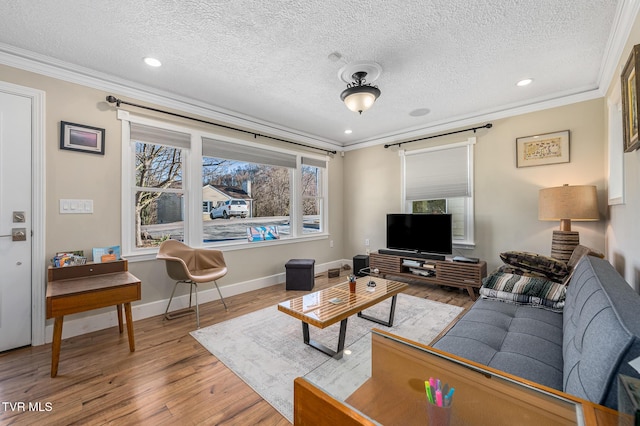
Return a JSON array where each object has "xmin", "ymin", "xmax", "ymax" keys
[{"xmin": 277, "ymin": 276, "xmax": 408, "ymax": 359}]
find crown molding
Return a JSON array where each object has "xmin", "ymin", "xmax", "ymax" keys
[
  {"xmin": 597, "ymin": 0, "xmax": 640, "ymax": 96},
  {"xmin": 342, "ymin": 87, "xmax": 602, "ymax": 151},
  {"xmin": 0, "ymin": 43, "xmax": 342, "ymax": 153}
]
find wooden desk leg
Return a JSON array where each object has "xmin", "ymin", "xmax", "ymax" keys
[
  {"xmin": 51, "ymin": 316, "xmax": 63, "ymax": 378},
  {"xmin": 124, "ymin": 302, "xmax": 135, "ymax": 352},
  {"xmin": 116, "ymin": 304, "xmax": 123, "ymax": 333}
]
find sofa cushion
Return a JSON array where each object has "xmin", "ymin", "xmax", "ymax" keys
[
  {"xmin": 480, "ymin": 271, "xmax": 566, "ymax": 312},
  {"xmin": 433, "ymin": 299, "xmax": 564, "ymax": 390},
  {"xmin": 500, "ymin": 251, "xmax": 569, "ymax": 283},
  {"xmin": 563, "ymin": 256, "xmax": 640, "ymax": 409}
]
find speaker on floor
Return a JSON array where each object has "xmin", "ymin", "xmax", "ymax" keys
[{"xmin": 353, "ymin": 254, "xmax": 370, "ymax": 276}]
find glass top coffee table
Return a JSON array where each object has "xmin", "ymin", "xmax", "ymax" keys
[{"xmin": 277, "ymin": 276, "xmax": 408, "ymax": 359}]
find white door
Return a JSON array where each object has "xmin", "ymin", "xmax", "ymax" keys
[{"xmin": 0, "ymin": 90, "xmax": 32, "ymax": 352}]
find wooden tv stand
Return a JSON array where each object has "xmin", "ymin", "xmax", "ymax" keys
[{"xmin": 370, "ymin": 251, "xmax": 487, "ymax": 300}]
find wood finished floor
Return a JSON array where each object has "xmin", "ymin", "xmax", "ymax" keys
[{"xmin": 0, "ymin": 271, "xmax": 473, "ymax": 425}]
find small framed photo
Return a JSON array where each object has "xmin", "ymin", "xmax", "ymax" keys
[
  {"xmin": 621, "ymin": 44, "xmax": 640, "ymax": 152},
  {"xmin": 516, "ymin": 130, "xmax": 570, "ymax": 168},
  {"xmin": 59, "ymin": 121, "xmax": 105, "ymax": 155}
]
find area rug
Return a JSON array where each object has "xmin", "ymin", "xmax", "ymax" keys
[{"xmin": 191, "ymin": 294, "xmax": 463, "ymax": 423}]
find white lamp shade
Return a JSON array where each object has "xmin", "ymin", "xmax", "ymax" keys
[{"xmin": 343, "ymin": 92, "xmax": 376, "ymax": 113}]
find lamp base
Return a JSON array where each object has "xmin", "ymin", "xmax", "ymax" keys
[{"xmin": 550, "ymin": 231, "xmax": 579, "ymax": 263}]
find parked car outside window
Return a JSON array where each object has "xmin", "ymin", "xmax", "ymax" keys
[{"xmin": 210, "ymin": 199, "xmax": 249, "ymax": 219}]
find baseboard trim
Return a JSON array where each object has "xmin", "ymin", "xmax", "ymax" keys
[{"xmin": 42, "ymin": 259, "xmax": 349, "ymax": 344}]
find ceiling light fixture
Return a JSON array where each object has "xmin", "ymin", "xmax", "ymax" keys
[
  {"xmin": 344, "ymin": 129, "xmax": 353, "ymax": 134},
  {"xmin": 517, "ymin": 78, "xmax": 533, "ymax": 87},
  {"xmin": 340, "ymin": 71, "xmax": 381, "ymax": 114},
  {"xmin": 144, "ymin": 57, "xmax": 162, "ymax": 67}
]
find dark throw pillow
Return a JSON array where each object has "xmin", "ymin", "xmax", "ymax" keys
[{"xmin": 499, "ymin": 251, "xmax": 569, "ymax": 283}]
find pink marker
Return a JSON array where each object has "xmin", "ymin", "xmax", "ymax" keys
[{"xmin": 436, "ymin": 389, "xmax": 443, "ymax": 407}]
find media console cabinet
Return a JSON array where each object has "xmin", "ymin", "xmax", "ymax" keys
[{"xmin": 370, "ymin": 251, "xmax": 487, "ymax": 300}]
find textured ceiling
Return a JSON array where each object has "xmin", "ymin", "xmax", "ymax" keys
[{"xmin": 0, "ymin": 0, "xmax": 624, "ymax": 148}]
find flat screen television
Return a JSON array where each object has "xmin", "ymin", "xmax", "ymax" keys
[{"xmin": 385, "ymin": 213, "xmax": 452, "ymax": 258}]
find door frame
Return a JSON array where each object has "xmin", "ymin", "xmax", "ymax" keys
[{"xmin": 0, "ymin": 81, "xmax": 46, "ymax": 346}]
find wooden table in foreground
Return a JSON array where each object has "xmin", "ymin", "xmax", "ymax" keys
[
  {"xmin": 46, "ymin": 259, "xmax": 141, "ymax": 377},
  {"xmin": 295, "ymin": 329, "xmax": 628, "ymax": 425},
  {"xmin": 277, "ymin": 277, "xmax": 408, "ymax": 359}
]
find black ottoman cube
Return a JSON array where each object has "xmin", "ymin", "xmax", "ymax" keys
[{"xmin": 285, "ymin": 259, "xmax": 315, "ymax": 291}]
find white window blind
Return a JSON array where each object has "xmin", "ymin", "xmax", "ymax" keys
[
  {"xmin": 404, "ymin": 143, "xmax": 472, "ymax": 200},
  {"xmin": 301, "ymin": 156, "xmax": 327, "ymax": 168},
  {"xmin": 130, "ymin": 123, "xmax": 191, "ymax": 149},
  {"xmin": 202, "ymin": 137, "xmax": 296, "ymax": 168}
]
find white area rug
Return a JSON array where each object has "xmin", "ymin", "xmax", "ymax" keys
[{"xmin": 191, "ymin": 293, "xmax": 463, "ymax": 423}]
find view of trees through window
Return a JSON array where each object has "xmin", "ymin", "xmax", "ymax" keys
[
  {"xmin": 134, "ymin": 140, "xmax": 322, "ymax": 248},
  {"xmin": 302, "ymin": 165, "xmax": 321, "ymax": 227},
  {"xmin": 204, "ymin": 158, "xmax": 291, "ymax": 217},
  {"xmin": 135, "ymin": 142, "xmax": 184, "ymax": 247}
]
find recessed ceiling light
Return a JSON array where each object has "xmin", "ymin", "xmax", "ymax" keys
[
  {"xmin": 409, "ymin": 108, "xmax": 431, "ymax": 117},
  {"xmin": 516, "ymin": 78, "xmax": 533, "ymax": 87},
  {"xmin": 144, "ymin": 57, "xmax": 162, "ymax": 67},
  {"xmin": 344, "ymin": 129, "xmax": 353, "ymax": 134}
]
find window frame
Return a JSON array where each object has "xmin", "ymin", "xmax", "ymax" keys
[
  {"xmin": 300, "ymin": 157, "xmax": 326, "ymax": 235},
  {"xmin": 119, "ymin": 110, "xmax": 330, "ymax": 260},
  {"xmin": 400, "ymin": 137, "xmax": 475, "ymax": 248}
]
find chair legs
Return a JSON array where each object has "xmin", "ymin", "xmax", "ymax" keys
[
  {"xmin": 164, "ymin": 279, "xmax": 228, "ymax": 328},
  {"xmin": 165, "ymin": 280, "xmax": 200, "ymax": 327},
  {"xmin": 213, "ymin": 280, "xmax": 228, "ymax": 311}
]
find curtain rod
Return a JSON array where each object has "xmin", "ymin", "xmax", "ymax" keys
[
  {"xmin": 383, "ymin": 123, "xmax": 493, "ymax": 149},
  {"xmin": 105, "ymin": 95, "xmax": 337, "ymax": 155}
]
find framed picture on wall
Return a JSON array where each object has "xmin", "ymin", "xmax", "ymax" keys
[
  {"xmin": 516, "ymin": 130, "xmax": 570, "ymax": 168},
  {"xmin": 621, "ymin": 44, "xmax": 640, "ymax": 152},
  {"xmin": 59, "ymin": 121, "xmax": 105, "ymax": 155}
]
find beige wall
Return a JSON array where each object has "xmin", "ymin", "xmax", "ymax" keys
[
  {"xmin": 0, "ymin": 64, "xmax": 345, "ymax": 312},
  {"xmin": 344, "ymin": 98, "xmax": 607, "ymax": 273},
  {"xmin": 0, "ymin": 52, "xmax": 617, "ymax": 327},
  {"xmin": 604, "ymin": 12, "xmax": 640, "ymax": 291}
]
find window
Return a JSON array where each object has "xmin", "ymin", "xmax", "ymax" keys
[
  {"xmin": 130, "ymin": 123, "xmax": 190, "ymax": 248},
  {"xmin": 121, "ymin": 113, "xmax": 328, "ymax": 255},
  {"xmin": 203, "ymin": 201, "xmax": 214, "ymax": 214},
  {"xmin": 202, "ymin": 136, "xmax": 297, "ymax": 242},
  {"xmin": 301, "ymin": 157, "xmax": 325, "ymax": 234},
  {"xmin": 401, "ymin": 137, "xmax": 475, "ymax": 246}
]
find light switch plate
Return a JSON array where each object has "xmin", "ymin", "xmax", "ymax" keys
[{"xmin": 60, "ymin": 199, "xmax": 93, "ymax": 214}]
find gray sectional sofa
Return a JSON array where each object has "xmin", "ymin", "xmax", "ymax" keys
[{"xmin": 433, "ymin": 255, "xmax": 640, "ymax": 409}]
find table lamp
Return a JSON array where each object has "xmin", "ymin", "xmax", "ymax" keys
[{"xmin": 538, "ymin": 184, "xmax": 599, "ymax": 262}]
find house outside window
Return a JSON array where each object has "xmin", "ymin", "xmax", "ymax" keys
[
  {"xmin": 401, "ymin": 137, "xmax": 475, "ymax": 247},
  {"xmin": 120, "ymin": 113, "xmax": 328, "ymax": 256},
  {"xmin": 202, "ymin": 156, "xmax": 291, "ymax": 242}
]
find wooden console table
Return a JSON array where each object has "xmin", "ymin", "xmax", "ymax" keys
[
  {"xmin": 370, "ymin": 252, "xmax": 487, "ymax": 300},
  {"xmin": 46, "ymin": 259, "xmax": 141, "ymax": 377}
]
